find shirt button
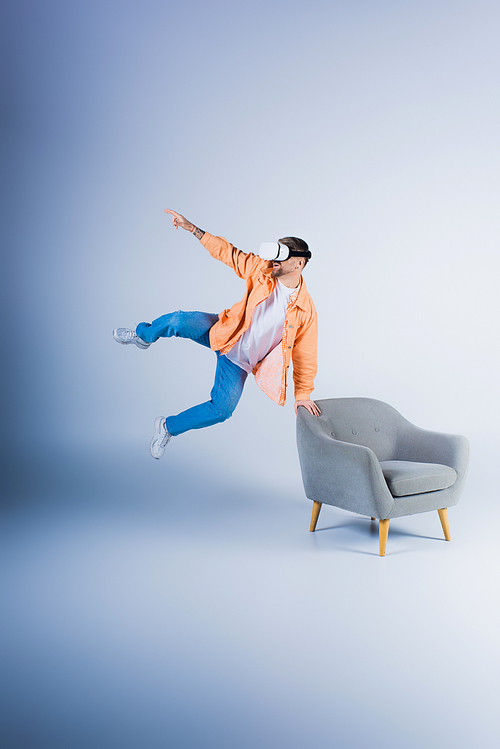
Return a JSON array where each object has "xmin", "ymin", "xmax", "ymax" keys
[
  {"xmin": 289, "ymin": 324, "xmax": 293, "ymax": 328},
  {"xmin": 288, "ymin": 346, "xmax": 292, "ymax": 349}
]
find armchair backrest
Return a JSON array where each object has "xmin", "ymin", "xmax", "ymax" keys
[{"xmin": 308, "ymin": 398, "xmax": 410, "ymax": 461}]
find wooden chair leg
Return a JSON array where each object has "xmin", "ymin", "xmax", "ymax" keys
[
  {"xmin": 438, "ymin": 508, "xmax": 451, "ymax": 541},
  {"xmin": 310, "ymin": 501, "xmax": 322, "ymax": 532},
  {"xmin": 379, "ymin": 519, "xmax": 390, "ymax": 556}
]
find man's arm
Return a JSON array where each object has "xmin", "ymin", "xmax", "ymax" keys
[
  {"xmin": 164, "ymin": 209, "xmax": 205, "ymax": 240},
  {"xmin": 164, "ymin": 208, "xmax": 265, "ymax": 280},
  {"xmin": 292, "ymin": 309, "xmax": 321, "ymax": 417}
]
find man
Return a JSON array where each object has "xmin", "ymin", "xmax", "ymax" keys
[{"xmin": 113, "ymin": 209, "xmax": 320, "ymax": 459}]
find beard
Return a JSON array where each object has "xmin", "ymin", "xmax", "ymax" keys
[{"xmin": 271, "ymin": 265, "xmax": 284, "ymax": 277}]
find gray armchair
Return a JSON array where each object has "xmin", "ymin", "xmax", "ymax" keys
[{"xmin": 296, "ymin": 398, "xmax": 469, "ymax": 556}]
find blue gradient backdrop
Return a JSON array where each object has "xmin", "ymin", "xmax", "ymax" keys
[{"xmin": 2, "ymin": 1, "xmax": 499, "ymax": 747}]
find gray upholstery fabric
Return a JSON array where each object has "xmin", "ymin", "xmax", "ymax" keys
[
  {"xmin": 296, "ymin": 398, "xmax": 469, "ymax": 520},
  {"xmin": 380, "ymin": 461, "xmax": 457, "ymax": 497}
]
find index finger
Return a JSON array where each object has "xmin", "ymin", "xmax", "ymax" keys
[{"xmin": 164, "ymin": 209, "xmax": 180, "ymax": 218}]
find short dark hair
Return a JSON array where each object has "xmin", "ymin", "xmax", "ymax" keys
[{"xmin": 278, "ymin": 236, "xmax": 311, "ymax": 266}]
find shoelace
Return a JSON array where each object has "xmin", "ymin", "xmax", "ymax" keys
[
  {"xmin": 124, "ymin": 330, "xmax": 137, "ymax": 341},
  {"xmin": 158, "ymin": 421, "xmax": 171, "ymax": 448}
]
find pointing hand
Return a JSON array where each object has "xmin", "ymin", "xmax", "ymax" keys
[{"xmin": 164, "ymin": 209, "xmax": 194, "ymax": 233}]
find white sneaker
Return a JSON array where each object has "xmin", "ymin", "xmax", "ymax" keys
[
  {"xmin": 113, "ymin": 328, "xmax": 151, "ymax": 349},
  {"xmin": 150, "ymin": 417, "xmax": 172, "ymax": 459}
]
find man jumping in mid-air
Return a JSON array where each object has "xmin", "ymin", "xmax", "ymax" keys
[{"xmin": 113, "ymin": 209, "xmax": 320, "ymax": 459}]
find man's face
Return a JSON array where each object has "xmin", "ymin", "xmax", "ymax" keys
[{"xmin": 271, "ymin": 257, "xmax": 300, "ymax": 278}]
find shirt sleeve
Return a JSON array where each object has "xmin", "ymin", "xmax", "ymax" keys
[
  {"xmin": 291, "ymin": 307, "xmax": 318, "ymax": 401},
  {"xmin": 200, "ymin": 233, "xmax": 267, "ymax": 279}
]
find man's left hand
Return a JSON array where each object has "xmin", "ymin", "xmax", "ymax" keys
[
  {"xmin": 164, "ymin": 209, "xmax": 194, "ymax": 232},
  {"xmin": 295, "ymin": 400, "xmax": 321, "ymax": 416}
]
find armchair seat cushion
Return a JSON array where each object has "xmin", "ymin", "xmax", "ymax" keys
[{"xmin": 380, "ymin": 460, "xmax": 457, "ymax": 497}]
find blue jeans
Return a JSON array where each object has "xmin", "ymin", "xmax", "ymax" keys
[{"xmin": 136, "ymin": 311, "xmax": 248, "ymax": 436}]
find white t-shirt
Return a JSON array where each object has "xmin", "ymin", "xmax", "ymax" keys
[{"xmin": 225, "ymin": 280, "xmax": 298, "ymax": 373}]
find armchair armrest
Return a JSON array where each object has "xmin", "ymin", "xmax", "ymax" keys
[
  {"xmin": 296, "ymin": 410, "xmax": 394, "ymax": 519},
  {"xmin": 395, "ymin": 425, "xmax": 470, "ymax": 497}
]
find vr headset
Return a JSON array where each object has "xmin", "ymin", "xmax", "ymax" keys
[{"xmin": 259, "ymin": 241, "xmax": 311, "ymax": 262}]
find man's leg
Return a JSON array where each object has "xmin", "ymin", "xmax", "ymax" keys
[
  {"xmin": 136, "ymin": 311, "xmax": 219, "ymax": 347},
  {"xmin": 150, "ymin": 353, "xmax": 247, "ymax": 458},
  {"xmin": 116, "ymin": 311, "xmax": 247, "ymax": 457},
  {"xmin": 114, "ymin": 312, "xmax": 219, "ymax": 349},
  {"xmin": 165, "ymin": 353, "xmax": 248, "ymax": 436}
]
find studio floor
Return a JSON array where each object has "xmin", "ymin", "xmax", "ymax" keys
[{"xmin": 2, "ymin": 443, "xmax": 498, "ymax": 749}]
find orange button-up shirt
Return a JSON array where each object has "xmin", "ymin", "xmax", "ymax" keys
[{"xmin": 201, "ymin": 232, "xmax": 318, "ymax": 406}]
